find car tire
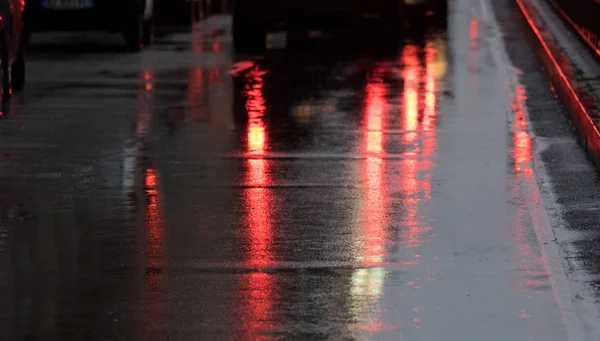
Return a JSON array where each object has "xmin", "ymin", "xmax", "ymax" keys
[
  {"xmin": 12, "ymin": 43, "xmax": 25, "ymax": 91},
  {"xmin": 232, "ymin": 7, "xmax": 265, "ymax": 53}
]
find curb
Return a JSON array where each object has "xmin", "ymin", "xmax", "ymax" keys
[{"xmin": 515, "ymin": 0, "xmax": 600, "ymax": 168}]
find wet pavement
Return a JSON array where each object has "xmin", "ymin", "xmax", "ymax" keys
[{"xmin": 1, "ymin": 0, "xmax": 600, "ymax": 340}]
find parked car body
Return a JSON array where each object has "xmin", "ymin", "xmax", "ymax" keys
[
  {"xmin": 24, "ymin": 0, "xmax": 154, "ymax": 51},
  {"xmin": 0, "ymin": 0, "xmax": 26, "ymax": 103}
]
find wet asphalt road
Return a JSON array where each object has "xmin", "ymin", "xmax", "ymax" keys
[{"xmin": 1, "ymin": 0, "xmax": 600, "ymax": 340}]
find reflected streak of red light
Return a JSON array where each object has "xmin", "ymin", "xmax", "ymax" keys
[
  {"xmin": 366, "ymin": 132, "xmax": 383, "ymax": 155},
  {"xmin": 364, "ymin": 77, "xmax": 386, "ymax": 156},
  {"xmin": 242, "ymin": 126, "xmax": 275, "ymax": 336},
  {"xmin": 422, "ymin": 43, "xmax": 439, "ymax": 165},
  {"xmin": 243, "ymin": 65, "xmax": 273, "ymax": 267},
  {"xmin": 248, "ymin": 124, "xmax": 266, "ymax": 155},
  {"xmin": 145, "ymin": 168, "xmax": 163, "ymax": 268},
  {"xmin": 511, "ymin": 82, "xmax": 548, "ymax": 292},
  {"xmin": 469, "ymin": 17, "xmax": 479, "ymax": 75},
  {"xmin": 423, "ymin": 53, "xmax": 436, "ymax": 130},
  {"xmin": 402, "ymin": 46, "xmax": 420, "ymax": 132},
  {"xmin": 404, "ymin": 88, "xmax": 418, "ymax": 131},
  {"xmin": 470, "ymin": 17, "xmax": 478, "ymax": 45},
  {"xmin": 513, "ymin": 85, "xmax": 532, "ymax": 170},
  {"xmin": 241, "ymin": 65, "xmax": 275, "ymax": 334},
  {"xmin": 367, "ymin": 114, "xmax": 382, "ymax": 132},
  {"xmin": 241, "ymin": 271, "xmax": 274, "ymax": 338},
  {"xmin": 399, "ymin": 42, "xmax": 435, "ymax": 249},
  {"xmin": 146, "ymin": 168, "xmax": 157, "ymax": 189},
  {"xmin": 143, "ymin": 71, "xmax": 153, "ymax": 91},
  {"xmin": 399, "ymin": 158, "xmax": 424, "ymax": 248},
  {"xmin": 141, "ymin": 166, "xmax": 166, "ymax": 338},
  {"xmin": 137, "ymin": 70, "xmax": 153, "ymax": 141},
  {"xmin": 362, "ymin": 157, "xmax": 387, "ymax": 265},
  {"xmin": 358, "ymin": 68, "xmax": 388, "ymax": 265},
  {"xmin": 244, "ymin": 162, "xmax": 273, "ymax": 271},
  {"xmin": 209, "ymin": 69, "xmax": 219, "ymax": 83},
  {"xmin": 247, "ymin": 158, "xmax": 268, "ymax": 186},
  {"xmin": 246, "ymin": 187, "xmax": 273, "ymax": 267},
  {"xmin": 189, "ymin": 67, "xmax": 204, "ymax": 120},
  {"xmin": 245, "ymin": 67, "xmax": 268, "ymax": 156}
]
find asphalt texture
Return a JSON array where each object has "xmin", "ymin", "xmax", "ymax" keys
[{"xmin": 0, "ymin": 0, "xmax": 600, "ymax": 340}]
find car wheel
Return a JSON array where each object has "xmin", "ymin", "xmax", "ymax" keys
[
  {"xmin": 123, "ymin": 6, "xmax": 143, "ymax": 51},
  {"xmin": 11, "ymin": 43, "xmax": 25, "ymax": 91},
  {"xmin": 232, "ymin": 8, "xmax": 265, "ymax": 53}
]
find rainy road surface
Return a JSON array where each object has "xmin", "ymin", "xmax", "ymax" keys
[{"xmin": 2, "ymin": 0, "xmax": 600, "ymax": 340}]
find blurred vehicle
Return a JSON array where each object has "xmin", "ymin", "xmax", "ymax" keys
[
  {"xmin": 0, "ymin": 0, "xmax": 26, "ymax": 102},
  {"xmin": 232, "ymin": 0, "xmax": 407, "ymax": 52},
  {"xmin": 24, "ymin": 0, "xmax": 154, "ymax": 51},
  {"xmin": 154, "ymin": 0, "xmax": 203, "ymax": 26}
]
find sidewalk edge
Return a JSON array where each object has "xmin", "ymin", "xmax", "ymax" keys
[{"xmin": 515, "ymin": 0, "xmax": 600, "ymax": 169}]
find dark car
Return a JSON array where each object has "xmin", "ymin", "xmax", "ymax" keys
[
  {"xmin": 154, "ymin": 0, "xmax": 222, "ymax": 25},
  {"xmin": 24, "ymin": 0, "xmax": 154, "ymax": 51},
  {"xmin": 0, "ymin": 0, "xmax": 26, "ymax": 103},
  {"xmin": 232, "ymin": 0, "xmax": 407, "ymax": 52}
]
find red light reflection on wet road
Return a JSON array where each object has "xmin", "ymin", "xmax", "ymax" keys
[
  {"xmin": 244, "ymin": 164, "xmax": 274, "ymax": 267},
  {"xmin": 242, "ymin": 63, "xmax": 273, "ymax": 267},
  {"xmin": 240, "ymin": 63, "xmax": 276, "ymax": 339},
  {"xmin": 240, "ymin": 271, "xmax": 276, "ymax": 340},
  {"xmin": 399, "ymin": 43, "xmax": 437, "ymax": 249},
  {"xmin": 403, "ymin": 45, "xmax": 420, "ymax": 133},
  {"xmin": 350, "ymin": 64, "xmax": 390, "ymax": 334},
  {"xmin": 359, "ymin": 67, "xmax": 388, "ymax": 265},
  {"xmin": 248, "ymin": 125, "xmax": 266, "ymax": 155},
  {"xmin": 470, "ymin": 16, "xmax": 478, "ymax": 47},
  {"xmin": 137, "ymin": 70, "xmax": 154, "ymax": 138},
  {"xmin": 512, "ymin": 85, "xmax": 532, "ymax": 170},
  {"xmin": 144, "ymin": 71, "xmax": 153, "ymax": 91},
  {"xmin": 140, "ymin": 166, "xmax": 167, "ymax": 339},
  {"xmin": 136, "ymin": 67, "xmax": 167, "ymax": 338},
  {"xmin": 423, "ymin": 42, "xmax": 437, "ymax": 131},
  {"xmin": 188, "ymin": 67, "xmax": 204, "ymax": 120},
  {"xmin": 245, "ymin": 67, "xmax": 268, "ymax": 156},
  {"xmin": 510, "ymin": 82, "xmax": 549, "ymax": 293},
  {"xmin": 144, "ymin": 168, "xmax": 164, "ymax": 269},
  {"xmin": 469, "ymin": 16, "xmax": 479, "ymax": 75},
  {"xmin": 212, "ymin": 41, "xmax": 221, "ymax": 52},
  {"xmin": 351, "ymin": 38, "xmax": 443, "ymax": 335}
]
